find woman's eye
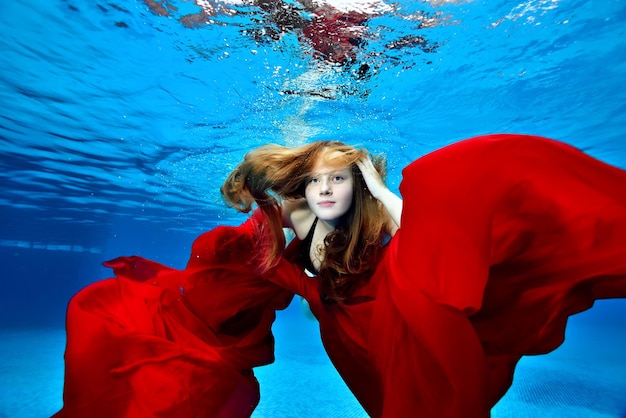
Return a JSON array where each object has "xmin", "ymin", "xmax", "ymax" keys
[
  {"xmin": 332, "ymin": 176, "xmax": 344, "ymax": 182},
  {"xmin": 308, "ymin": 178, "xmax": 319, "ymax": 184}
]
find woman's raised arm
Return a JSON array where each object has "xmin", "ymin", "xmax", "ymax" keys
[{"xmin": 356, "ymin": 156, "xmax": 403, "ymax": 233}]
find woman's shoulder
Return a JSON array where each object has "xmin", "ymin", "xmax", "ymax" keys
[{"xmin": 281, "ymin": 199, "xmax": 316, "ymax": 239}]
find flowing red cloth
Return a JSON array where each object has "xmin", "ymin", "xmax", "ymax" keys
[
  {"xmin": 266, "ymin": 134, "xmax": 626, "ymax": 418},
  {"xmin": 54, "ymin": 212, "xmax": 293, "ymax": 418},
  {"xmin": 303, "ymin": 6, "xmax": 368, "ymax": 63}
]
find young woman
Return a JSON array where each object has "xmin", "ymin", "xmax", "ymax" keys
[
  {"xmin": 222, "ymin": 134, "xmax": 626, "ymax": 417},
  {"xmin": 54, "ymin": 212, "xmax": 293, "ymax": 418}
]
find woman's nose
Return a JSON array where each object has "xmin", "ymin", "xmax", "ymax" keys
[{"xmin": 320, "ymin": 179, "xmax": 332, "ymax": 194}]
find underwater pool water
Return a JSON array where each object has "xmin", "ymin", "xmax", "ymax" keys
[{"xmin": 1, "ymin": 0, "xmax": 625, "ymax": 417}]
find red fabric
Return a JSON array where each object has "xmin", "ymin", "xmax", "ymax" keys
[
  {"xmin": 54, "ymin": 213, "xmax": 293, "ymax": 418},
  {"xmin": 266, "ymin": 134, "xmax": 626, "ymax": 418},
  {"xmin": 303, "ymin": 7, "xmax": 368, "ymax": 63}
]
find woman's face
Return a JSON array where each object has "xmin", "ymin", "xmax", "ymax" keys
[{"xmin": 305, "ymin": 160, "xmax": 354, "ymax": 225}]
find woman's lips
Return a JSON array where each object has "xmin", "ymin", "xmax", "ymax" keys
[{"xmin": 318, "ymin": 201, "xmax": 335, "ymax": 208}]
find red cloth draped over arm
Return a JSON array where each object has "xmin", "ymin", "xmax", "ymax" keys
[{"xmin": 54, "ymin": 213, "xmax": 292, "ymax": 418}]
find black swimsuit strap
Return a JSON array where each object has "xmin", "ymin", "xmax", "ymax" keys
[{"xmin": 298, "ymin": 217, "xmax": 319, "ymax": 274}]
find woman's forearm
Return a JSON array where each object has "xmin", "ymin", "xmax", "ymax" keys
[{"xmin": 377, "ymin": 187, "xmax": 403, "ymax": 229}]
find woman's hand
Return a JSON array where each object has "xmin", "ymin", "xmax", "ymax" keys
[
  {"xmin": 356, "ymin": 157, "xmax": 403, "ymax": 231},
  {"xmin": 356, "ymin": 157, "xmax": 387, "ymax": 200}
]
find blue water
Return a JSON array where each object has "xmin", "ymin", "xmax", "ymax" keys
[{"xmin": 1, "ymin": 0, "xmax": 625, "ymax": 416}]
